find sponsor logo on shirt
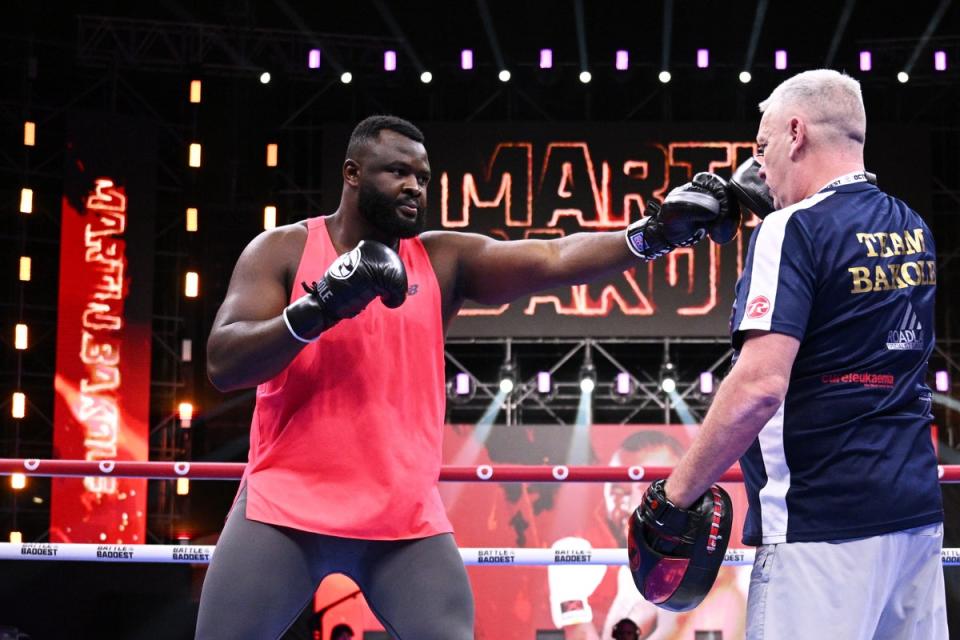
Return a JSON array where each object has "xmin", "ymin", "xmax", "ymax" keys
[
  {"xmin": 821, "ymin": 372, "xmax": 895, "ymax": 389},
  {"xmin": 746, "ymin": 295, "xmax": 771, "ymax": 319},
  {"xmin": 407, "ymin": 284, "xmax": 419, "ymax": 296},
  {"xmin": 886, "ymin": 302, "xmax": 924, "ymax": 351}
]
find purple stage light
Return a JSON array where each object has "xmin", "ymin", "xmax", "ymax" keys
[
  {"xmin": 935, "ymin": 370, "xmax": 950, "ymax": 392},
  {"xmin": 455, "ymin": 372, "xmax": 471, "ymax": 395},
  {"xmin": 537, "ymin": 371, "xmax": 552, "ymax": 394},
  {"xmin": 615, "ymin": 50, "xmax": 629, "ymax": 71},
  {"xmin": 697, "ymin": 49, "xmax": 709, "ymax": 69},
  {"xmin": 540, "ymin": 48, "xmax": 553, "ymax": 69},
  {"xmin": 934, "ymin": 50, "xmax": 947, "ymax": 72},
  {"xmin": 384, "ymin": 50, "xmax": 397, "ymax": 71},
  {"xmin": 775, "ymin": 49, "xmax": 787, "ymax": 70},
  {"xmin": 461, "ymin": 49, "xmax": 474, "ymax": 70},
  {"xmin": 859, "ymin": 51, "xmax": 872, "ymax": 72},
  {"xmin": 308, "ymin": 49, "xmax": 321, "ymax": 69}
]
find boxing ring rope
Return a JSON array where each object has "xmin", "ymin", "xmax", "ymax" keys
[{"xmin": 3, "ymin": 459, "xmax": 958, "ymax": 566}]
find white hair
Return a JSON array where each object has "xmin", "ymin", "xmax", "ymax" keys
[{"xmin": 759, "ymin": 69, "xmax": 866, "ymax": 145}]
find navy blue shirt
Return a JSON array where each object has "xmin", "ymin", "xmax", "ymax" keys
[{"xmin": 731, "ymin": 176, "xmax": 942, "ymax": 545}]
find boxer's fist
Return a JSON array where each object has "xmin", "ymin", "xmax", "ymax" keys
[
  {"xmin": 547, "ymin": 537, "xmax": 608, "ymax": 628},
  {"xmin": 282, "ymin": 240, "xmax": 407, "ymax": 342},
  {"xmin": 626, "ymin": 177, "xmax": 723, "ymax": 260},
  {"xmin": 690, "ymin": 172, "xmax": 741, "ymax": 245}
]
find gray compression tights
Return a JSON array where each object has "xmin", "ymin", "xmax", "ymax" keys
[{"xmin": 195, "ymin": 488, "xmax": 475, "ymax": 640}]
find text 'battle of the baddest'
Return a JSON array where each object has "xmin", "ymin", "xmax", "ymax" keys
[
  {"xmin": 51, "ymin": 112, "xmax": 156, "ymax": 544},
  {"xmin": 320, "ymin": 123, "xmax": 930, "ymax": 337}
]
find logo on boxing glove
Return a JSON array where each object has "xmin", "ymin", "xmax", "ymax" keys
[{"xmin": 329, "ymin": 247, "xmax": 362, "ymax": 280}]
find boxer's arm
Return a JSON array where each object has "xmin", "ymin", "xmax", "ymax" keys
[
  {"xmin": 207, "ymin": 226, "xmax": 307, "ymax": 391},
  {"xmin": 663, "ymin": 330, "xmax": 799, "ymax": 507},
  {"xmin": 426, "ymin": 229, "xmax": 636, "ymax": 306}
]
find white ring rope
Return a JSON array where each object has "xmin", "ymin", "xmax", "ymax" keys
[{"xmin": 3, "ymin": 543, "xmax": 960, "ymax": 566}]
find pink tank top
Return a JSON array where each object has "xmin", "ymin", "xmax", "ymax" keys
[{"xmin": 241, "ymin": 216, "xmax": 450, "ymax": 539}]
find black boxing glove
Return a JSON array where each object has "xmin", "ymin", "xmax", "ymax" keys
[
  {"xmin": 691, "ymin": 172, "xmax": 742, "ymax": 245},
  {"xmin": 282, "ymin": 239, "xmax": 408, "ymax": 342},
  {"xmin": 626, "ymin": 175, "xmax": 723, "ymax": 260},
  {"xmin": 727, "ymin": 157, "xmax": 775, "ymax": 219}
]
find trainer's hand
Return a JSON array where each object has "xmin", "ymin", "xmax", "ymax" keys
[
  {"xmin": 282, "ymin": 240, "xmax": 407, "ymax": 342},
  {"xmin": 625, "ymin": 175, "xmax": 724, "ymax": 260},
  {"xmin": 547, "ymin": 537, "xmax": 608, "ymax": 628}
]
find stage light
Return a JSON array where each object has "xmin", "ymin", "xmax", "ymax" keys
[
  {"xmin": 615, "ymin": 372, "xmax": 632, "ymax": 395},
  {"xmin": 461, "ymin": 49, "xmax": 474, "ymax": 70},
  {"xmin": 12, "ymin": 392, "xmax": 25, "ymax": 419},
  {"xmin": 615, "ymin": 50, "xmax": 629, "ymax": 71},
  {"xmin": 179, "ymin": 401, "xmax": 193, "ymax": 427},
  {"xmin": 697, "ymin": 48, "xmax": 709, "ymax": 69},
  {"xmin": 14, "ymin": 324, "xmax": 28, "ymax": 350},
  {"xmin": 11, "ymin": 474, "xmax": 26, "ymax": 490},
  {"xmin": 189, "ymin": 79, "xmax": 202, "ymax": 103},
  {"xmin": 308, "ymin": 49, "xmax": 321, "ymax": 69},
  {"xmin": 184, "ymin": 271, "xmax": 199, "ymax": 298},
  {"xmin": 23, "ymin": 121, "xmax": 35, "ymax": 146},
  {"xmin": 188, "ymin": 143, "xmax": 202, "ymax": 168},
  {"xmin": 264, "ymin": 205, "xmax": 277, "ymax": 230},
  {"xmin": 186, "ymin": 207, "xmax": 198, "ymax": 232},
  {"xmin": 658, "ymin": 70, "xmax": 671, "ymax": 84},
  {"xmin": 739, "ymin": 71, "xmax": 752, "ymax": 84},
  {"xmin": 384, "ymin": 50, "xmax": 397, "ymax": 72},
  {"xmin": 699, "ymin": 371, "xmax": 715, "ymax": 395},
  {"xmin": 934, "ymin": 50, "xmax": 947, "ymax": 71},
  {"xmin": 775, "ymin": 49, "xmax": 787, "ymax": 70},
  {"xmin": 897, "ymin": 71, "xmax": 909, "ymax": 83},
  {"xmin": 9, "ymin": 531, "xmax": 21, "ymax": 544},
  {"xmin": 455, "ymin": 372, "xmax": 471, "ymax": 395},
  {"xmin": 259, "ymin": 71, "xmax": 271, "ymax": 84},
  {"xmin": 536, "ymin": 371, "xmax": 553, "ymax": 395},
  {"xmin": 539, "ymin": 49, "xmax": 553, "ymax": 69},
  {"xmin": 859, "ymin": 51, "xmax": 872, "ymax": 72},
  {"xmin": 19, "ymin": 257, "xmax": 31, "ymax": 281},
  {"xmin": 579, "ymin": 364, "xmax": 596, "ymax": 394},
  {"xmin": 579, "ymin": 70, "xmax": 592, "ymax": 84},
  {"xmin": 498, "ymin": 363, "xmax": 516, "ymax": 394},
  {"xmin": 935, "ymin": 370, "xmax": 950, "ymax": 392},
  {"xmin": 340, "ymin": 71, "xmax": 353, "ymax": 84},
  {"xmin": 660, "ymin": 362, "xmax": 677, "ymax": 394},
  {"xmin": 266, "ymin": 143, "xmax": 278, "ymax": 167},
  {"xmin": 176, "ymin": 478, "xmax": 190, "ymax": 496},
  {"xmin": 420, "ymin": 70, "xmax": 433, "ymax": 84},
  {"xmin": 19, "ymin": 188, "xmax": 33, "ymax": 214},
  {"xmin": 181, "ymin": 339, "xmax": 193, "ymax": 362},
  {"xmin": 498, "ymin": 69, "xmax": 511, "ymax": 82}
]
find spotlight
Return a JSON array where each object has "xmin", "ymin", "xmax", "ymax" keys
[
  {"xmin": 696, "ymin": 48, "xmax": 709, "ymax": 69},
  {"xmin": 615, "ymin": 50, "xmax": 629, "ymax": 71},
  {"xmin": 579, "ymin": 70, "xmax": 592, "ymax": 84},
  {"xmin": 461, "ymin": 49, "xmax": 474, "ymax": 70},
  {"xmin": 934, "ymin": 50, "xmax": 947, "ymax": 72},
  {"xmin": 579, "ymin": 363, "xmax": 597, "ymax": 393},
  {"xmin": 774, "ymin": 49, "xmax": 787, "ymax": 70},
  {"xmin": 859, "ymin": 51, "xmax": 872, "ymax": 72},
  {"xmin": 611, "ymin": 371, "xmax": 636, "ymax": 404},
  {"xmin": 897, "ymin": 71, "xmax": 909, "ymax": 83},
  {"xmin": 498, "ymin": 69, "xmax": 511, "ymax": 82},
  {"xmin": 739, "ymin": 71, "xmax": 752, "ymax": 84},
  {"xmin": 536, "ymin": 371, "xmax": 553, "ymax": 395},
  {"xmin": 660, "ymin": 362, "xmax": 677, "ymax": 394},
  {"xmin": 935, "ymin": 370, "xmax": 950, "ymax": 392},
  {"xmin": 658, "ymin": 70, "xmax": 671, "ymax": 84},
  {"xmin": 447, "ymin": 372, "xmax": 476, "ymax": 402},
  {"xmin": 539, "ymin": 49, "xmax": 553, "ymax": 69},
  {"xmin": 259, "ymin": 71, "xmax": 271, "ymax": 84},
  {"xmin": 384, "ymin": 50, "xmax": 397, "ymax": 72},
  {"xmin": 308, "ymin": 49, "xmax": 321, "ymax": 69},
  {"xmin": 340, "ymin": 71, "xmax": 353, "ymax": 84},
  {"xmin": 498, "ymin": 363, "xmax": 517, "ymax": 394},
  {"xmin": 699, "ymin": 372, "xmax": 715, "ymax": 395},
  {"xmin": 420, "ymin": 70, "xmax": 433, "ymax": 84}
]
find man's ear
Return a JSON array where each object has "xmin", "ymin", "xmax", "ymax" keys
[
  {"xmin": 788, "ymin": 117, "xmax": 807, "ymax": 161},
  {"xmin": 343, "ymin": 158, "xmax": 361, "ymax": 187}
]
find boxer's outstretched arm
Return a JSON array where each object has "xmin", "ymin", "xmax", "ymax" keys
[
  {"xmin": 207, "ymin": 226, "xmax": 307, "ymax": 391},
  {"xmin": 425, "ymin": 229, "xmax": 638, "ymax": 306}
]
